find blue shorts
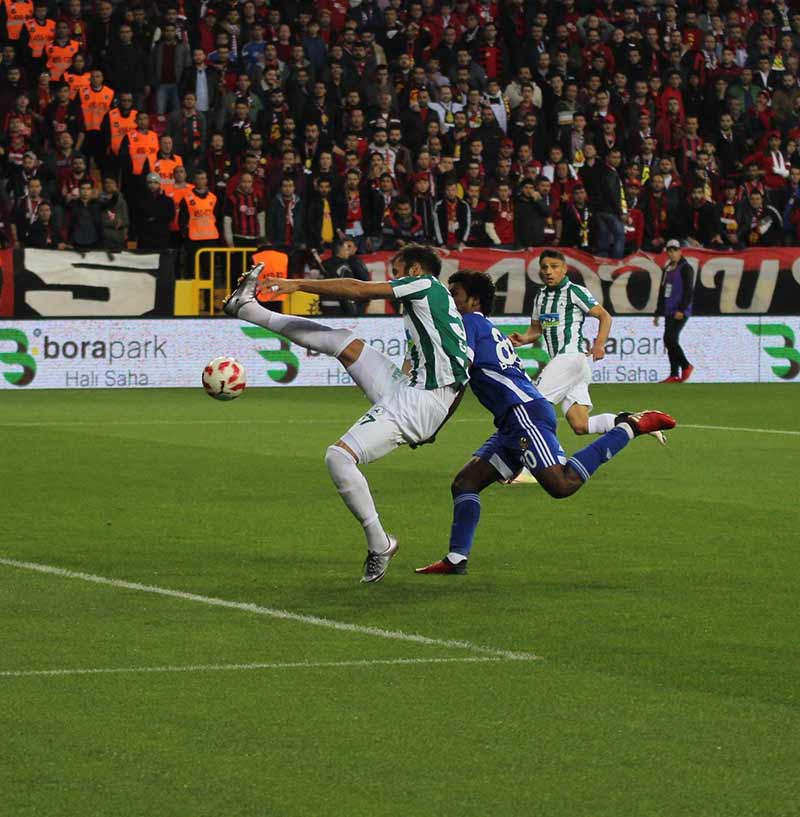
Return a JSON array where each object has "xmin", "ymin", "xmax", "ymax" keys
[{"xmin": 474, "ymin": 399, "xmax": 567, "ymax": 480}]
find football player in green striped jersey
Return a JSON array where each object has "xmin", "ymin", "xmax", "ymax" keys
[
  {"xmin": 510, "ymin": 249, "xmax": 665, "ymax": 445},
  {"xmin": 224, "ymin": 245, "xmax": 469, "ymax": 583}
]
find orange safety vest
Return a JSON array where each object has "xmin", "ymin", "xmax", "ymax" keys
[
  {"xmin": 253, "ymin": 249, "xmax": 288, "ymax": 303},
  {"xmin": 153, "ymin": 155, "xmax": 183, "ymax": 190},
  {"xmin": 5, "ymin": 0, "xmax": 33, "ymax": 40},
  {"xmin": 24, "ymin": 17, "xmax": 55, "ymax": 57},
  {"xmin": 185, "ymin": 191, "xmax": 219, "ymax": 240},
  {"xmin": 126, "ymin": 129, "xmax": 159, "ymax": 175},
  {"xmin": 167, "ymin": 183, "xmax": 194, "ymax": 231},
  {"xmin": 107, "ymin": 107, "xmax": 138, "ymax": 155},
  {"xmin": 45, "ymin": 40, "xmax": 80, "ymax": 81},
  {"xmin": 79, "ymin": 85, "xmax": 114, "ymax": 132},
  {"xmin": 62, "ymin": 69, "xmax": 90, "ymax": 100}
]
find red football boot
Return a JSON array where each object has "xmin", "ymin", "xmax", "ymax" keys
[
  {"xmin": 625, "ymin": 410, "xmax": 677, "ymax": 437},
  {"xmin": 414, "ymin": 558, "xmax": 467, "ymax": 575},
  {"xmin": 659, "ymin": 375, "xmax": 682, "ymax": 383},
  {"xmin": 680, "ymin": 365, "xmax": 695, "ymax": 382}
]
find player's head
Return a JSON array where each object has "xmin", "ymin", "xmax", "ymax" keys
[
  {"xmin": 539, "ymin": 249, "xmax": 567, "ymax": 288},
  {"xmin": 448, "ymin": 269, "xmax": 495, "ymax": 315},
  {"xmin": 391, "ymin": 245, "xmax": 441, "ymax": 279}
]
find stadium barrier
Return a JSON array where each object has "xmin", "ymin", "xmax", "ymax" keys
[
  {"xmin": 1, "ymin": 316, "xmax": 798, "ymax": 390},
  {"xmin": 184, "ymin": 247, "xmax": 317, "ymax": 317},
  {"xmin": 4, "ymin": 247, "xmax": 800, "ymax": 319}
]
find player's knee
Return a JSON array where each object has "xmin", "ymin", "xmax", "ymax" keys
[{"xmin": 325, "ymin": 443, "xmax": 357, "ymax": 476}]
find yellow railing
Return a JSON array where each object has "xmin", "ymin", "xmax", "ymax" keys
[
  {"xmin": 193, "ymin": 246, "xmax": 257, "ymax": 316},
  {"xmin": 172, "ymin": 246, "xmax": 320, "ymax": 316}
]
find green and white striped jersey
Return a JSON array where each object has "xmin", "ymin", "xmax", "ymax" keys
[
  {"xmin": 532, "ymin": 277, "xmax": 598, "ymax": 357},
  {"xmin": 390, "ymin": 274, "xmax": 470, "ymax": 390}
]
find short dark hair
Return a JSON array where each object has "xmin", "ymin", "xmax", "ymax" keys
[
  {"xmin": 448, "ymin": 269, "xmax": 496, "ymax": 315},
  {"xmin": 393, "ymin": 244, "xmax": 441, "ymax": 277},
  {"xmin": 539, "ymin": 249, "xmax": 566, "ymax": 264}
]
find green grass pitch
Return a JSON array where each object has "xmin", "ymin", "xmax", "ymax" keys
[{"xmin": 1, "ymin": 383, "xmax": 798, "ymax": 817}]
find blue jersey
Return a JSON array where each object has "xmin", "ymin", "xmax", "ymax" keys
[{"xmin": 463, "ymin": 312, "xmax": 546, "ymax": 425}]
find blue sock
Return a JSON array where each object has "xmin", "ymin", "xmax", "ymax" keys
[
  {"xmin": 448, "ymin": 492, "xmax": 481, "ymax": 559},
  {"xmin": 567, "ymin": 425, "xmax": 633, "ymax": 482}
]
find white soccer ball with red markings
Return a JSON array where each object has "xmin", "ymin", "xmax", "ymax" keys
[{"xmin": 202, "ymin": 356, "xmax": 247, "ymax": 400}]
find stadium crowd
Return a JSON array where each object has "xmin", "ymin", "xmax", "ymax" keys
[{"xmin": 3, "ymin": 0, "xmax": 800, "ymax": 263}]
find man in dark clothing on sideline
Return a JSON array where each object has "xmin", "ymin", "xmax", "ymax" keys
[{"xmin": 655, "ymin": 239, "xmax": 695, "ymax": 383}]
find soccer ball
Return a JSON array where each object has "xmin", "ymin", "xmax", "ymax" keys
[{"xmin": 202, "ymin": 356, "xmax": 247, "ymax": 400}]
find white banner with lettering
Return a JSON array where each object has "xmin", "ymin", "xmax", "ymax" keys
[{"xmin": 1, "ymin": 316, "xmax": 798, "ymax": 389}]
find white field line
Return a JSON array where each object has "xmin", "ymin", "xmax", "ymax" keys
[
  {"xmin": 1, "ymin": 417, "xmax": 799, "ymax": 436},
  {"xmin": 0, "ymin": 656, "xmax": 509, "ymax": 680},
  {"xmin": 0, "ymin": 558, "xmax": 540, "ymax": 662}
]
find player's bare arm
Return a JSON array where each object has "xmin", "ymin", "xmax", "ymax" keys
[
  {"xmin": 587, "ymin": 305, "xmax": 612, "ymax": 361},
  {"xmin": 261, "ymin": 277, "xmax": 394, "ymax": 301},
  {"xmin": 509, "ymin": 320, "xmax": 542, "ymax": 347}
]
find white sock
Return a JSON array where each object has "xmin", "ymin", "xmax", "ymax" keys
[
  {"xmin": 238, "ymin": 302, "xmax": 356, "ymax": 358},
  {"xmin": 588, "ymin": 413, "xmax": 617, "ymax": 434},
  {"xmin": 447, "ymin": 552, "xmax": 468, "ymax": 564},
  {"xmin": 325, "ymin": 445, "xmax": 389, "ymax": 553}
]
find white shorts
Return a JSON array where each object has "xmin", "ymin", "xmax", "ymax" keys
[
  {"xmin": 341, "ymin": 384, "xmax": 460, "ymax": 464},
  {"xmin": 535, "ymin": 353, "xmax": 592, "ymax": 416}
]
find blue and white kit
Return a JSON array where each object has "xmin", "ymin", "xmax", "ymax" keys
[{"xmin": 463, "ymin": 312, "xmax": 567, "ymax": 479}]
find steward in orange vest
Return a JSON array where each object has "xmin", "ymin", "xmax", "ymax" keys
[
  {"xmin": 79, "ymin": 70, "xmax": 114, "ymax": 132},
  {"xmin": 77, "ymin": 68, "xmax": 113, "ymax": 167},
  {"xmin": 4, "ymin": 0, "xmax": 33, "ymax": 40},
  {"xmin": 100, "ymin": 92, "xmax": 137, "ymax": 157},
  {"xmin": 164, "ymin": 165, "xmax": 193, "ymax": 234},
  {"xmin": 119, "ymin": 112, "xmax": 160, "ymax": 177},
  {"xmin": 152, "ymin": 134, "xmax": 183, "ymax": 192},
  {"xmin": 180, "ymin": 178, "xmax": 219, "ymax": 241},
  {"xmin": 62, "ymin": 53, "xmax": 91, "ymax": 99},
  {"xmin": 22, "ymin": 8, "xmax": 55, "ymax": 59},
  {"xmin": 179, "ymin": 169, "xmax": 220, "ymax": 280},
  {"xmin": 44, "ymin": 21, "xmax": 79, "ymax": 80}
]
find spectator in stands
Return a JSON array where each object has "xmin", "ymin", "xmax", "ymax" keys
[
  {"xmin": 382, "ymin": 195, "xmax": 426, "ymax": 249},
  {"xmin": 266, "ymin": 176, "xmax": 304, "ymax": 250},
  {"xmin": 106, "ymin": 23, "xmax": 149, "ymax": 110},
  {"xmin": 223, "ymin": 171, "xmax": 265, "ymax": 248},
  {"xmin": 11, "ymin": 176, "xmax": 46, "ymax": 247},
  {"xmin": 150, "ymin": 21, "xmax": 191, "ymax": 116},
  {"xmin": 25, "ymin": 201, "xmax": 65, "ymax": 249},
  {"xmin": 306, "ymin": 176, "xmax": 344, "ymax": 251},
  {"xmin": 97, "ymin": 176, "xmax": 129, "ymax": 253},
  {"xmin": 317, "ymin": 237, "xmax": 370, "ymax": 316},
  {"xmin": 66, "ymin": 179, "xmax": 102, "ymax": 250},
  {"xmin": 434, "ymin": 178, "xmax": 470, "ymax": 248},
  {"xmin": 167, "ymin": 92, "xmax": 207, "ymax": 175},
  {"xmin": 593, "ymin": 148, "xmax": 626, "ymax": 258},
  {"xmin": 136, "ymin": 172, "xmax": 174, "ymax": 251}
]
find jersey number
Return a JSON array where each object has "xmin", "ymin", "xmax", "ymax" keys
[{"xmin": 491, "ymin": 327, "xmax": 518, "ymax": 369}]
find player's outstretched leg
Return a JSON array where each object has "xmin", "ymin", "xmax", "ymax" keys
[
  {"xmin": 224, "ymin": 264, "xmax": 359, "ymax": 358},
  {"xmin": 569, "ymin": 404, "xmax": 666, "ymax": 445},
  {"xmin": 325, "ymin": 443, "xmax": 399, "ymax": 583},
  {"xmin": 224, "ymin": 264, "xmax": 403, "ymax": 403},
  {"xmin": 538, "ymin": 410, "xmax": 676, "ymax": 498}
]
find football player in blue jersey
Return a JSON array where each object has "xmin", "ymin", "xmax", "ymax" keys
[{"xmin": 415, "ymin": 270, "xmax": 677, "ymax": 575}]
